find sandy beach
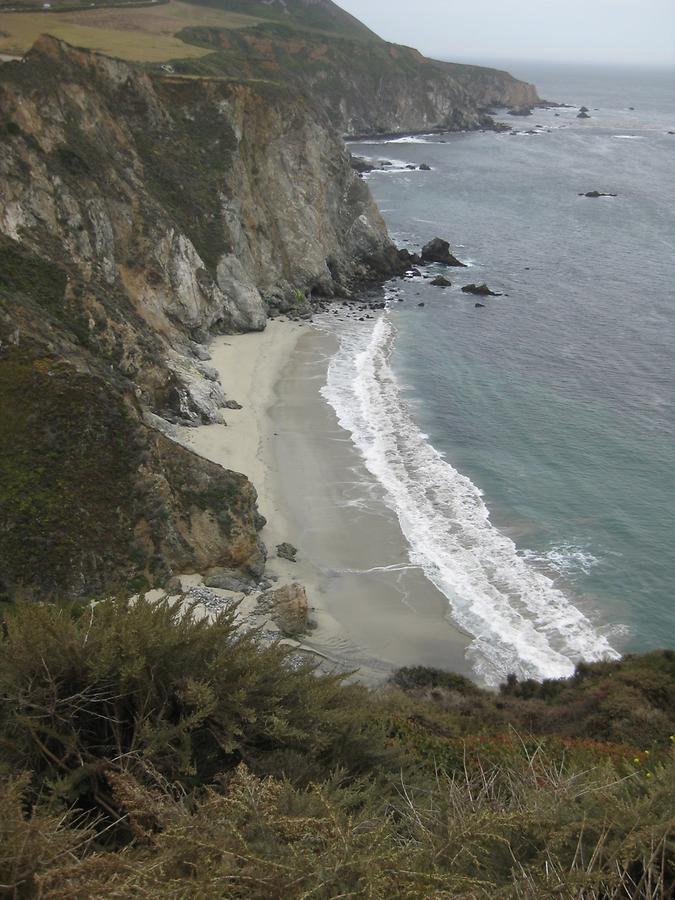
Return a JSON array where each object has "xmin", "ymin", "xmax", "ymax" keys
[{"xmin": 180, "ymin": 316, "xmax": 472, "ymax": 684}]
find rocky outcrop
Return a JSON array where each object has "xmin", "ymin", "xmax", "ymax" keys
[
  {"xmin": 461, "ymin": 283, "xmax": 502, "ymax": 296},
  {"xmin": 258, "ymin": 583, "xmax": 311, "ymax": 637},
  {"xmin": 175, "ymin": 26, "xmax": 540, "ymax": 138},
  {"xmin": 0, "ymin": 37, "xmax": 399, "ymax": 601},
  {"xmin": 421, "ymin": 238, "xmax": 467, "ymax": 267}
]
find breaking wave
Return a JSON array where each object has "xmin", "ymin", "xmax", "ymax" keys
[{"xmin": 320, "ymin": 314, "xmax": 620, "ymax": 686}]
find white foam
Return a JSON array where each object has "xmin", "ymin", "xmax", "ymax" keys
[
  {"xmin": 613, "ymin": 135, "xmax": 645, "ymax": 140},
  {"xmin": 521, "ymin": 544, "xmax": 599, "ymax": 578},
  {"xmin": 319, "ymin": 315, "xmax": 620, "ymax": 687},
  {"xmin": 362, "ymin": 135, "xmax": 435, "ymax": 145},
  {"xmin": 386, "ymin": 135, "xmax": 435, "ymax": 143}
]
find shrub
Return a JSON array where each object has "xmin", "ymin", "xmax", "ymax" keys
[{"xmin": 0, "ymin": 599, "xmax": 673, "ymax": 897}]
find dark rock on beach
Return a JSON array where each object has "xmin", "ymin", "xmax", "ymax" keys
[
  {"xmin": 276, "ymin": 542, "xmax": 298, "ymax": 562},
  {"xmin": 421, "ymin": 238, "xmax": 467, "ymax": 267},
  {"xmin": 430, "ymin": 275, "xmax": 451, "ymax": 287},
  {"xmin": 462, "ymin": 283, "xmax": 502, "ymax": 296},
  {"xmin": 204, "ymin": 570, "xmax": 258, "ymax": 594},
  {"xmin": 258, "ymin": 583, "xmax": 311, "ymax": 637}
]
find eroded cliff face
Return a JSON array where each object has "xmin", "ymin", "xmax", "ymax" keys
[
  {"xmin": 176, "ymin": 27, "xmax": 540, "ymax": 137},
  {"xmin": 0, "ymin": 36, "xmax": 397, "ymax": 601}
]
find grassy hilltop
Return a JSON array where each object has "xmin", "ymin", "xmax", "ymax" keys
[{"xmin": 0, "ymin": 0, "xmax": 379, "ymax": 60}]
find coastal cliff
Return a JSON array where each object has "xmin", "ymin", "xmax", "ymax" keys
[
  {"xmin": 174, "ymin": 24, "xmax": 540, "ymax": 136},
  {"xmin": 0, "ymin": 36, "xmax": 397, "ymax": 601}
]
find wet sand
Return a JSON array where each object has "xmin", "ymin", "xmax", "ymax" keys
[{"xmin": 181, "ymin": 318, "xmax": 472, "ymax": 684}]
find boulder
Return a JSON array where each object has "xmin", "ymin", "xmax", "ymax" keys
[
  {"xmin": 350, "ymin": 155, "xmax": 375, "ymax": 174},
  {"xmin": 580, "ymin": 191, "xmax": 617, "ymax": 198},
  {"xmin": 164, "ymin": 575, "xmax": 183, "ymax": 595},
  {"xmin": 430, "ymin": 275, "xmax": 451, "ymax": 287},
  {"xmin": 276, "ymin": 542, "xmax": 298, "ymax": 562},
  {"xmin": 398, "ymin": 248, "xmax": 423, "ymax": 266},
  {"xmin": 577, "ymin": 108, "xmax": 591, "ymax": 119},
  {"xmin": 419, "ymin": 163, "xmax": 432, "ymax": 171},
  {"xmin": 474, "ymin": 302, "xmax": 486, "ymax": 308},
  {"xmin": 421, "ymin": 238, "xmax": 467, "ymax": 267},
  {"xmin": 258, "ymin": 583, "xmax": 310, "ymax": 636},
  {"xmin": 508, "ymin": 106, "xmax": 533, "ymax": 116},
  {"xmin": 204, "ymin": 570, "xmax": 257, "ymax": 594},
  {"xmin": 224, "ymin": 399, "xmax": 243, "ymax": 410},
  {"xmin": 461, "ymin": 283, "xmax": 502, "ymax": 297}
]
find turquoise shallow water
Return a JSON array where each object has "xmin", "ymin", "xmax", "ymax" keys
[{"xmin": 345, "ymin": 62, "xmax": 674, "ymax": 672}]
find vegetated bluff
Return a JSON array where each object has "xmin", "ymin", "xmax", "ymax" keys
[
  {"xmin": 0, "ymin": 36, "xmax": 398, "ymax": 602},
  {"xmin": 172, "ymin": 0, "xmax": 541, "ymax": 136}
]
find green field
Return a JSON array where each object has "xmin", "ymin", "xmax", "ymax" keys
[{"xmin": 0, "ymin": 0, "xmax": 264, "ymax": 61}]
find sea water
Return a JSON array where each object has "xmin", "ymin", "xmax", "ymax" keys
[{"xmin": 321, "ymin": 61, "xmax": 675, "ymax": 686}]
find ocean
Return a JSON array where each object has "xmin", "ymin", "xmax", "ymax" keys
[{"xmin": 320, "ymin": 61, "xmax": 675, "ymax": 686}]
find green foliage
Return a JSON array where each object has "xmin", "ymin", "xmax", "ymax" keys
[
  {"xmin": 0, "ymin": 599, "xmax": 673, "ymax": 897},
  {"xmin": 0, "ymin": 352, "xmax": 143, "ymax": 601},
  {"xmin": 0, "ymin": 235, "xmax": 67, "ymax": 314},
  {"xmin": 0, "ymin": 598, "xmax": 396, "ymax": 802},
  {"xmin": 182, "ymin": 0, "xmax": 381, "ymax": 43}
]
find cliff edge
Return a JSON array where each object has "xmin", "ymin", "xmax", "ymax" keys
[{"xmin": 0, "ymin": 36, "xmax": 398, "ymax": 601}]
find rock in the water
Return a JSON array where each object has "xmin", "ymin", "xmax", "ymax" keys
[
  {"xmin": 475, "ymin": 302, "xmax": 486, "ymax": 308},
  {"xmin": 418, "ymin": 302, "xmax": 425, "ymax": 307},
  {"xmin": 577, "ymin": 107, "xmax": 591, "ymax": 119},
  {"xmin": 430, "ymin": 275, "xmax": 451, "ymax": 287},
  {"xmin": 398, "ymin": 248, "xmax": 423, "ymax": 268},
  {"xmin": 461, "ymin": 283, "xmax": 502, "ymax": 296},
  {"xmin": 276, "ymin": 542, "xmax": 298, "ymax": 562},
  {"xmin": 421, "ymin": 238, "xmax": 466, "ymax": 267},
  {"xmin": 580, "ymin": 191, "xmax": 617, "ymax": 198},
  {"xmin": 349, "ymin": 155, "xmax": 375, "ymax": 174},
  {"xmin": 508, "ymin": 106, "xmax": 533, "ymax": 116},
  {"xmin": 419, "ymin": 163, "xmax": 432, "ymax": 171},
  {"xmin": 258, "ymin": 582, "xmax": 310, "ymax": 636}
]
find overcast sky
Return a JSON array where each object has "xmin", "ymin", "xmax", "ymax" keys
[{"xmin": 337, "ymin": 0, "xmax": 675, "ymax": 67}]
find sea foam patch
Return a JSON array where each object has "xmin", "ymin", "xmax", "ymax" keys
[{"xmin": 319, "ymin": 314, "xmax": 620, "ymax": 687}]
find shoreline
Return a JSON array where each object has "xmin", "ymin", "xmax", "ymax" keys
[{"xmin": 179, "ymin": 316, "xmax": 473, "ymax": 685}]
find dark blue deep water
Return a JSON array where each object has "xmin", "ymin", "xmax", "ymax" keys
[{"xmin": 339, "ymin": 62, "xmax": 674, "ymax": 682}]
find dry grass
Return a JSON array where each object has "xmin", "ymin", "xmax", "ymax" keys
[{"xmin": 0, "ymin": 0, "xmax": 263, "ymax": 61}]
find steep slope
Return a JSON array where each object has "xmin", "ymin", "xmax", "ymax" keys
[
  {"xmin": 0, "ymin": 36, "xmax": 397, "ymax": 601},
  {"xmin": 183, "ymin": 0, "xmax": 382, "ymax": 41},
  {"xmin": 173, "ymin": 23, "xmax": 540, "ymax": 136}
]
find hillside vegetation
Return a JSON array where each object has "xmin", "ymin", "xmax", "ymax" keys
[
  {"xmin": 0, "ymin": 597, "xmax": 673, "ymax": 897},
  {"xmin": 0, "ymin": 0, "xmax": 262, "ymax": 62}
]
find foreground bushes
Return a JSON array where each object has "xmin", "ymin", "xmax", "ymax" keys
[{"xmin": 0, "ymin": 598, "xmax": 673, "ymax": 897}]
